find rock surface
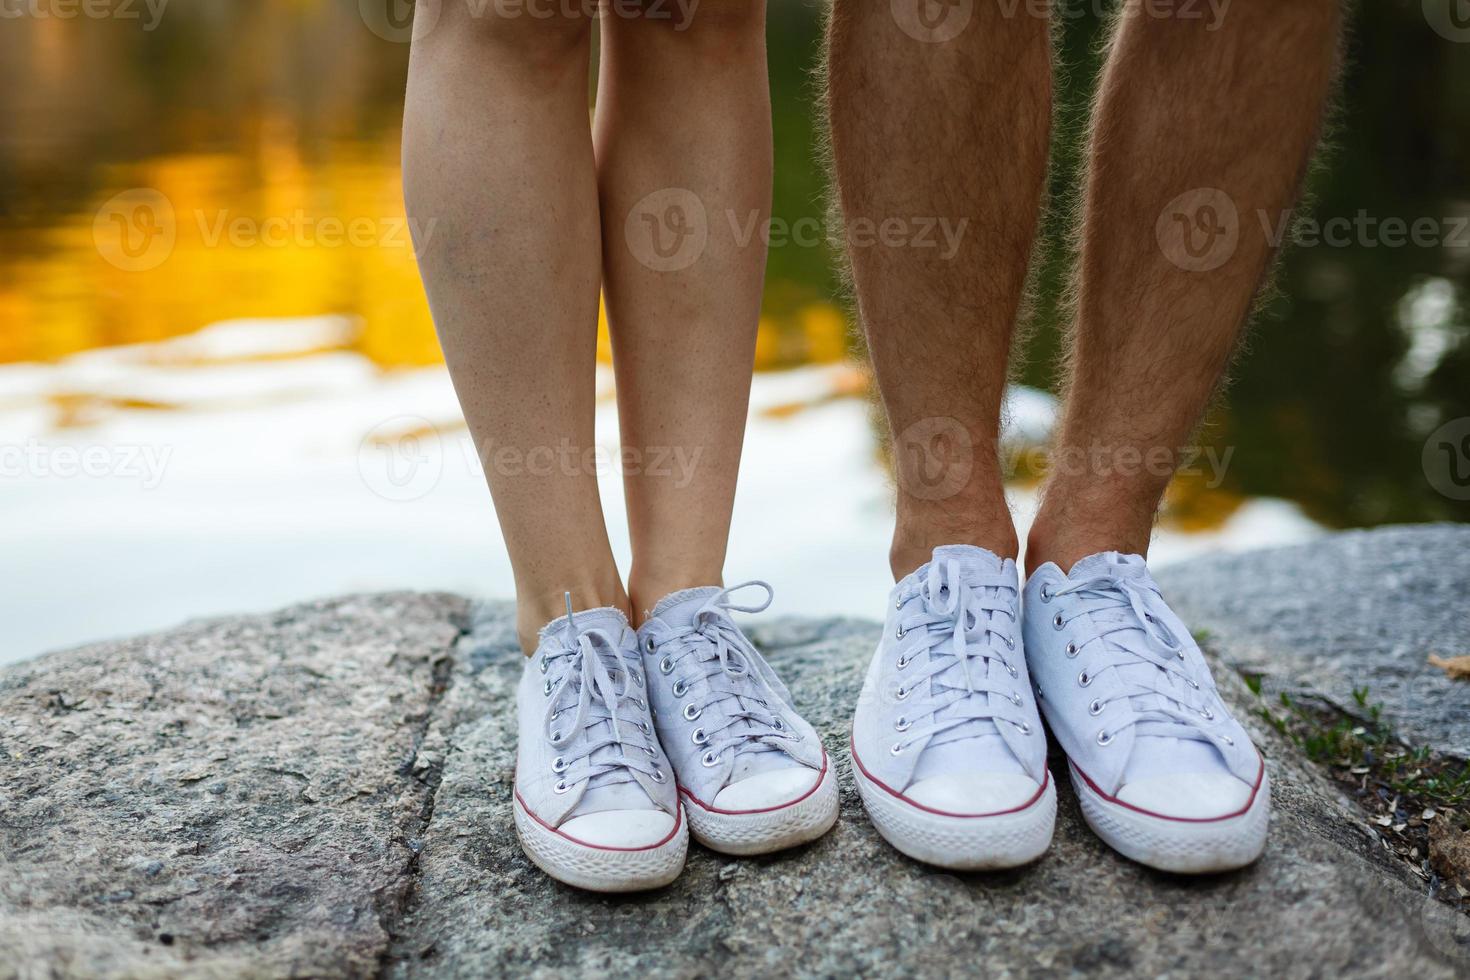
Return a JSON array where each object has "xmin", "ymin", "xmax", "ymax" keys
[
  {"xmin": 1157, "ymin": 523, "xmax": 1470, "ymax": 758},
  {"xmin": 3, "ymin": 528, "xmax": 1468, "ymax": 978}
]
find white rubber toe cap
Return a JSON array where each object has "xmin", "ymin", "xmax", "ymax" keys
[
  {"xmin": 711, "ymin": 767, "xmax": 819, "ymax": 811},
  {"xmin": 904, "ymin": 772, "xmax": 1042, "ymax": 814},
  {"xmin": 559, "ymin": 809, "xmax": 677, "ymax": 848},
  {"xmin": 1115, "ymin": 772, "xmax": 1253, "ymax": 819}
]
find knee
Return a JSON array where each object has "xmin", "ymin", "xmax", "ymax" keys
[{"xmin": 423, "ymin": 0, "xmax": 594, "ymax": 70}]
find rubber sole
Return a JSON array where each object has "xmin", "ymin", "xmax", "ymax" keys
[
  {"xmin": 513, "ymin": 794, "xmax": 688, "ymax": 892},
  {"xmin": 851, "ymin": 746, "xmax": 1057, "ymax": 870},
  {"xmin": 1070, "ymin": 761, "xmax": 1271, "ymax": 874},
  {"xmin": 682, "ymin": 760, "xmax": 840, "ymax": 856}
]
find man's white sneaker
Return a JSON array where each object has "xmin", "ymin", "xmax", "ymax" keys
[
  {"xmin": 851, "ymin": 546, "xmax": 1055, "ymax": 870},
  {"xmin": 1023, "ymin": 552, "xmax": 1270, "ymax": 874},
  {"xmin": 637, "ymin": 584, "xmax": 838, "ymax": 856},
  {"xmin": 514, "ymin": 602, "xmax": 687, "ymax": 891}
]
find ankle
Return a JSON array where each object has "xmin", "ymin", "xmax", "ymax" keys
[
  {"xmin": 627, "ymin": 567, "xmax": 724, "ymax": 627},
  {"xmin": 1024, "ymin": 509, "xmax": 1154, "ymax": 579},
  {"xmin": 890, "ymin": 510, "xmax": 1018, "ymax": 581},
  {"xmin": 515, "ymin": 579, "xmax": 630, "ymax": 655}
]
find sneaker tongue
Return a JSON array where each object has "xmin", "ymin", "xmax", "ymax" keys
[
  {"xmin": 919, "ymin": 546, "xmax": 1019, "ymax": 760},
  {"xmin": 1067, "ymin": 550, "xmax": 1146, "ymax": 579},
  {"xmin": 538, "ymin": 607, "xmax": 656, "ymax": 817},
  {"xmin": 649, "ymin": 586, "xmax": 794, "ymax": 770}
]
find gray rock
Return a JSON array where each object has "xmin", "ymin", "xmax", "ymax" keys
[
  {"xmin": 3, "ymin": 529, "xmax": 1467, "ymax": 978},
  {"xmin": 1156, "ymin": 523, "xmax": 1470, "ymax": 758}
]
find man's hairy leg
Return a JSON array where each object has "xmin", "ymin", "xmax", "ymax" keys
[
  {"xmin": 1028, "ymin": 0, "xmax": 1342, "ymax": 575},
  {"xmin": 825, "ymin": 0, "xmax": 1052, "ymax": 579}
]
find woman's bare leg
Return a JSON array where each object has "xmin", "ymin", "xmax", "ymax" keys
[
  {"xmin": 594, "ymin": 2, "xmax": 772, "ymax": 619},
  {"xmin": 403, "ymin": 8, "xmax": 623, "ymax": 652}
]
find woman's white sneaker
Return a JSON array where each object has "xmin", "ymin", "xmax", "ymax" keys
[
  {"xmin": 638, "ymin": 583, "xmax": 839, "ymax": 856},
  {"xmin": 851, "ymin": 546, "xmax": 1055, "ymax": 870},
  {"xmin": 514, "ymin": 601, "xmax": 687, "ymax": 891},
  {"xmin": 1023, "ymin": 552, "xmax": 1270, "ymax": 874}
]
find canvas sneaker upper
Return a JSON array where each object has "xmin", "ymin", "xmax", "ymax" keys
[
  {"xmin": 637, "ymin": 583, "xmax": 826, "ymax": 811},
  {"xmin": 515, "ymin": 603, "xmax": 679, "ymax": 846},
  {"xmin": 1023, "ymin": 552, "xmax": 1262, "ymax": 818},
  {"xmin": 852, "ymin": 545, "xmax": 1048, "ymax": 812}
]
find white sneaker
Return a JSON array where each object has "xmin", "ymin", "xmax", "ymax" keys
[
  {"xmin": 851, "ymin": 545, "xmax": 1055, "ymax": 870},
  {"xmin": 513, "ymin": 602, "xmax": 687, "ymax": 891},
  {"xmin": 637, "ymin": 583, "xmax": 838, "ymax": 856},
  {"xmin": 1023, "ymin": 552, "xmax": 1270, "ymax": 873}
]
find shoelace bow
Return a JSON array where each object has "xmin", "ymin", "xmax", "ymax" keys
[
  {"xmin": 541, "ymin": 600, "xmax": 661, "ymax": 791},
  {"xmin": 892, "ymin": 558, "xmax": 1027, "ymax": 754},
  {"xmin": 654, "ymin": 582, "xmax": 798, "ymax": 765},
  {"xmin": 1051, "ymin": 572, "xmax": 1225, "ymax": 746}
]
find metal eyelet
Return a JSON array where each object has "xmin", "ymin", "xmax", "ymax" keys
[
  {"xmin": 553, "ymin": 779, "xmax": 570, "ymax": 794},
  {"xmin": 1065, "ymin": 642, "xmax": 1078, "ymax": 658},
  {"xmin": 1096, "ymin": 730, "xmax": 1113, "ymax": 746},
  {"xmin": 645, "ymin": 636, "xmax": 656, "ymax": 653},
  {"xmin": 895, "ymin": 625, "xmax": 906, "ymax": 640},
  {"xmin": 542, "ymin": 679, "xmax": 554, "ymax": 696},
  {"xmin": 683, "ymin": 703, "xmax": 702, "ymax": 721},
  {"xmin": 644, "ymin": 744, "xmax": 658, "ymax": 757},
  {"xmin": 1201, "ymin": 707, "xmax": 1215, "ymax": 721},
  {"xmin": 1177, "ymin": 648, "xmax": 1186, "ymax": 661},
  {"xmin": 1078, "ymin": 671, "xmax": 1092, "ymax": 687},
  {"xmin": 1010, "ymin": 693, "xmax": 1023, "ymax": 707},
  {"xmin": 1188, "ymin": 678, "xmax": 1200, "ymax": 690},
  {"xmin": 701, "ymin": 750, "xmax": 720, "ymax": 768},
  {"xmin": 1017, "ymin": 722, "xmax": 1032, "ymax": 735},
  {"xmin": 639, "ymin": 721, "xmax": 651, "ymax": 736},
  {"xmin": 1040, "ymin": 585, "xmax": 1053, "ymax": 602},
  {"xmin": 1003, "ymin": 636, "xmax": 1015, "ymax": 650},
  {"xmin": 629, "ymin": 668, "xmax": 643, "ymax": 688},
  {"xmin": 896, "ymin": 655, "xmax": 910, "ymax": 670},
  {"xmin": 895, "ymin": 596, "xmax": 905, "ymax": 611},
  {"xmin": 1035, "ymin": 683, "xmax": 1044, "ymax": 699},
  {"xmin": 771, "ymin": 717, "xmax": 785, "ymax": 731},
  {"xmin": 539, "ymin": 657, "xmax": 549, "ymax": 675},
  {"xmin": 1006, "ymin": 663, "xmax": 1018, "ymax": 678},
  {"xmin": 1222, "ymin": 735, "xmax": 1235, "ymax": 746},
  {"xmin": 630, "ymin": 697, "xmax": 646, "ymax": 711},
  {"xmin": 1052, "ymin": 613, "xmax": 1065, "ymax": 631},
  {"xmin": 894, "ymin": 716, "xmax": 911, "ymax": 732},
  {"xmin": 1089, "ymin": 699, "xmax": 1104, "ymax": 716},
  {"xmin": 659, "ymin": 655, "xmax": 675, "ymax": 675},
  {"xmin": 650, "ymin": 768, "xmax": 665, "ymax": 783},
  {"xmin": 550, "ymin": 729, "xmax": 563, "ymax": 742},
  {"xmin": 890, "ymin": 743, "xmax": 904, "ymax": 756},
  {"xmin": 672, "ymin": 679, "xmax": 688, "ymax": 698},
  {"xmin": 894, "ymin": 686, "xmax": 910, "ymax": 701},
  {"xmin": 551, "ymin": 756, "xmax": 568, "ymax": 773}
]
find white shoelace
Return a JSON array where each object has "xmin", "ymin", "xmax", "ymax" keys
[
  {"xmin": 891, "ymin": 558, "xmax": 1028, "ymax": 755},
  {"xmin": 650, "ymin": 582, "xmax": 800, "ymax": 768},
  {"xmin": 540, "ymin": 600, "xmax": 663, "ymax": 794},
  {"xmin": 1048, "ymin": 572, "xmax": 1229, "ymax": 748}
]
